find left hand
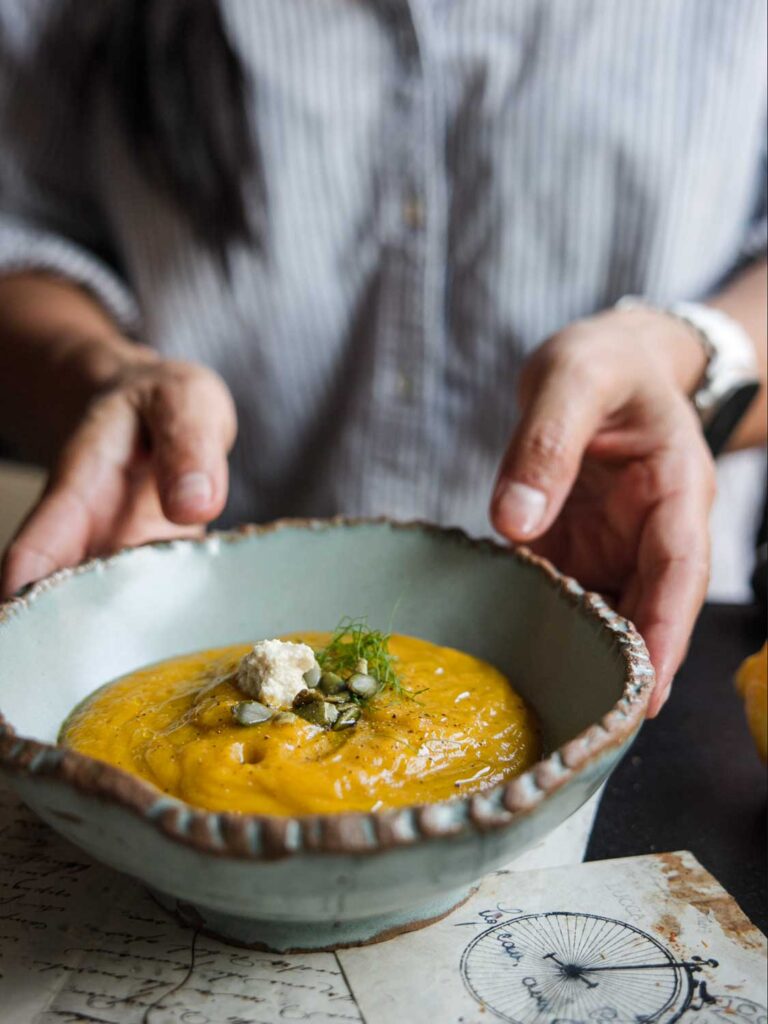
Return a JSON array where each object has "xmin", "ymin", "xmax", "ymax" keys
[{"xmin": 490, "ymin": 307, "xmax": 716, "ymax": 716}]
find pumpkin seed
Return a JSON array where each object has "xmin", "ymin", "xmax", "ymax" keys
[
  {"xmin": 355, "ymin": 657, "xmax": 369, "ymax": 675},
  {"xmin": 303, "ymin": 664, "xmax": 321, "ymax": 688},
  {"xmin": 232, "ymin": 701, "xmax": 273, "ymax": 726},
  {"xmin": 319, "ymin": 671, "xmax": 346, "ymax": 694},
  {"xmin": 336, "ymin": 701, "xmax": 359, "ymax": 714},
  {"xmin": 323, "ymin": 691, "xmax": 351, "ymax": 704},
  {"xmin": 295, "ymin": 700, "xmax": 339, "ymax": 727},
  {"xmin": 332, "ymin": 706, "xmax": 361, "ymax": 730},
  {"xmin": 273, "ymin": 711, "xmax": 298, "ymax": 725},
  {"xmin": 348, "ymin": 673, "xmax": 380, "ymax": 699},
  {"xmin": 293, "ymin": 688, "xmax": 323, "ymax": 708}
]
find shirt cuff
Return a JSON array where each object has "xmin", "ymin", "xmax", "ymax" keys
[{"xmin": 0, "ymin": 215, "xmax": 140, "ymax": 335}]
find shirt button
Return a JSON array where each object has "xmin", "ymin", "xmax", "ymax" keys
[
  {"xmin": 396, "ymin": 370, "xmax": 412, "ymax": 398},
  {"xmin": 402, "ymin": 195, "xmax": 425, "ymax": 230}
]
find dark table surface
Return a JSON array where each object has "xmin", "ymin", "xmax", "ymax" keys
[{"xmin": 587, "ymin": 601, "xmax": 767, "ymax": 934}]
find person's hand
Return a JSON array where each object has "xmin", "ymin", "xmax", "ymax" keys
[
  {"xmin": 490, "ymin": 307, "xmax": 716, "ymax": 717},
  {"xmin": 1, "ymin": 352, "xmax": 237, "ymax": 598}
]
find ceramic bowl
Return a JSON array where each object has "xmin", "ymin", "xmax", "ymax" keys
[{"xmin": 0, "ymin": 519, "xmax": 653, "ymax": 951}]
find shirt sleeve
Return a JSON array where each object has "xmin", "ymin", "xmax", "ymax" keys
[{"xmin": 0, "ymin": 1, "xmax": 140, "ymax": 333}]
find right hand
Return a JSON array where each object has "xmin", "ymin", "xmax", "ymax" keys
[{"xmin": 1, "ymin": 354, "xmax": 237, "ymax": 598}]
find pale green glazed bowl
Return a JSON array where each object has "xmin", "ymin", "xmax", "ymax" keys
[{"xmin": 0, "ymin": 519, "xmax": 653, "ymax": 951}]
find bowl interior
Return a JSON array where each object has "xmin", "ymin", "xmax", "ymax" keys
[{"xmin": 0, "ymin": 522, "xmax": 630, "ymax": 754}]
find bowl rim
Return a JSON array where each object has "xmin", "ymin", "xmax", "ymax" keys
[{"xmin": 0, "ymin": 516, "xmax": 654, "ymax": 860}]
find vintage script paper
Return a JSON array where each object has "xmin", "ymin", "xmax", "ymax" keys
[
  {"xmin": 0, "ymin": 783, "xmax": 765, "ymax": 1024},
  {"xmin": 0, "ymin": 787, "xmax": 362, "ymax": 1023}
]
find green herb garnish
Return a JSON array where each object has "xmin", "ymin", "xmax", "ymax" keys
[{"xmin": 316, "ymin": 617, "xmax": 414, "ymax": 700}]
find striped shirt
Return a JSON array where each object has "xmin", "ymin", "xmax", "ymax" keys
[{"xmin": 0, "ymin": 0, "xmax": 766, "ymax": 598}]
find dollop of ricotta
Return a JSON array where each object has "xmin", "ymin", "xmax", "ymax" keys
[{"xmin": 236, "ymin": 639, "xmax": 320, "ymax": 708}]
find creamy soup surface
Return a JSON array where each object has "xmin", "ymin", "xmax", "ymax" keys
[{"xmin": 60, "ymin": 633, "xmax": 540, "ymax": 815}]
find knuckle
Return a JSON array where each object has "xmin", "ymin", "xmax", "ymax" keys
[
  {"xmin": 523, "ymin": 426, "xmax": 569, "ymax": 461},
  {"xmin": 119, "ymin": 358, "xmax": 233, "ymax": 453},
  {"xmin": 517, "ymin": 423, "xmax": 574, "ymax": 480},
  {"xmin": 153, "ymin": 361, "xmax": 231, "ymax": 408},
  {"xmin": 129, "ymin": 358, "xmax": 195, "ymax": 401},
  {"xmin": 547, "ymin": 325, "xmax": 600, "ymax": 362},
  {"xmin": 160, "ymin": 358, "xmax": 219, "ymax": 390},
  {"xmin": 160, "ymin": 363, "xmax": 236, "ymax": 443},
  {"xmin": 526, "ymin": 333, "xmax": 609, "ymax": 397}
]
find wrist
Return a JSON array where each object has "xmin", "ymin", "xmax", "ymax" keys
[{"xmin": 609, "ymin": 304, "xmax": 708, "ymax": 396}]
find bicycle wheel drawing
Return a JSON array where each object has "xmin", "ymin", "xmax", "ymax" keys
[{"xmin": 461, "ymin": 912, "xmax": 689, "ymax": 1024}]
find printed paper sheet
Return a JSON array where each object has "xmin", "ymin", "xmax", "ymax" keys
[{"xmin": 0, "ymin": 786, "xmax": 764, "ymax": 1024}]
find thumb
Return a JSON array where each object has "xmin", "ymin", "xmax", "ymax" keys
[
  {"xmin": 0, "ymin": 395, "xmax": 139, "ymax": 597},
  {"xmin": 491, "ymin": 357, "xmax": 609, "ymax": 542}
]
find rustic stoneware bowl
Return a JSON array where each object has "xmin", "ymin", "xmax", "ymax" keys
[{"xmin": 0, "ymin": 519, "xmax": 653, "ymax": 951}]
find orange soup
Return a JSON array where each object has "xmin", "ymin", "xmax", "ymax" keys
[{"xmin": 60, "ymin": 633, "xmax": 539, "ymax": 815}]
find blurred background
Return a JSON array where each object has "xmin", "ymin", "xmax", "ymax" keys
[{"xmin": 0, "ymin": 461, "xmax": 43, "ymax": 553}]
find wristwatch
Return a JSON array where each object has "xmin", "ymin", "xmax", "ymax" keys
[{"xmin": 616, "ymin": 296, "xmax": 761, "ymax": 455}]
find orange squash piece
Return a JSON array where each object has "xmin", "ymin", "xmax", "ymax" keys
[{"xmin": 735, "ymin": 642, "xmax": 767, "ymax": 762}]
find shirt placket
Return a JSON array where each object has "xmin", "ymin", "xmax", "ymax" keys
[{"xmin": 366, "ymin": 0, "xmax": 436, "ymax": 514}]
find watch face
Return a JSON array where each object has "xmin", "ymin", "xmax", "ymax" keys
[{"xmin": 704, "ymin": 382, "xmax": 760, "ymax": 456}]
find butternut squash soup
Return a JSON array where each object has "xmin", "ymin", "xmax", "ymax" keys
[{"xmin": 60, "ymin": 625, "xmax": 539, "ymax": 815}]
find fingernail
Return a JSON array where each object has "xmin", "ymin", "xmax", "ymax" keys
[
  {"xmin": 495, "ymin": 482, "xmax": 547, "ymax": 537},
  {"xmin": 168, "ymin": 472, "xmax": 212, "ymax": 512}
]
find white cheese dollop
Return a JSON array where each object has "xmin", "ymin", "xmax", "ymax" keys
[{"xmin": 236, "ymin": 639, "xmax": 319, "ymax": 708}]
